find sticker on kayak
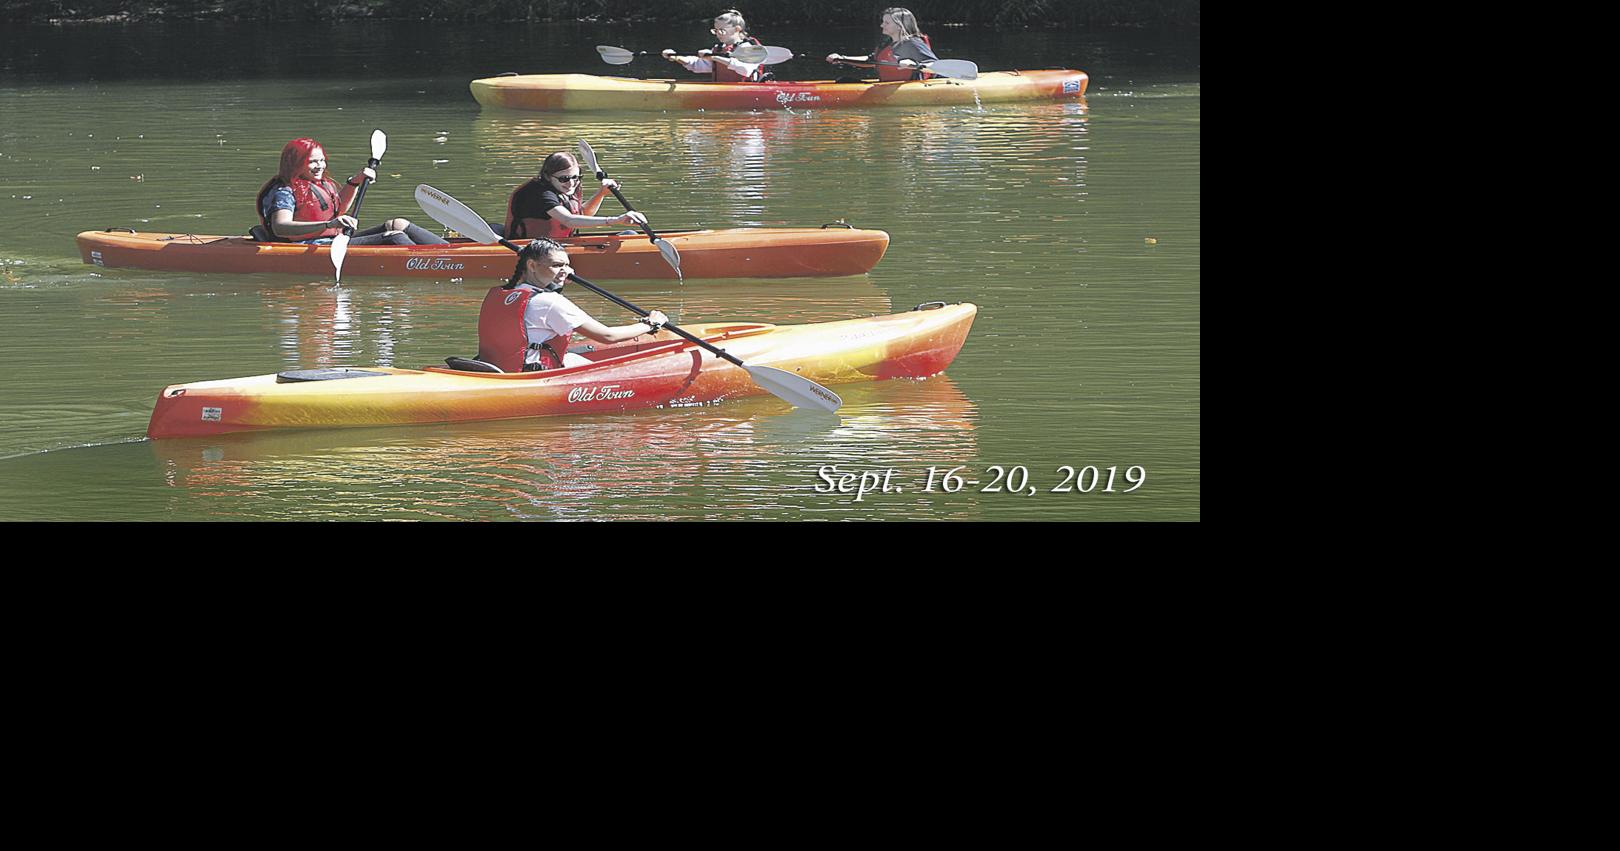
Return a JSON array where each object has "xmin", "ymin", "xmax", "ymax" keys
[
  {"xmin": 406, "ymin": 258, "xmax": 467, "ymax": 272},
  {"xmin": 1063, "ymin": 80, "xmax": 1081, "ymax": 95},
  {"xmin": 775, "ymin": 91, "xmax": 822, "ymax": 106},
  {"xmin": 90, "ymin": 250, "xmax": 104, "ymax": 266},
  {"xmin": 201, "ymin": 407, "xmax": 222, "ymax": 422},
  {"xmin": 567, "ymin": 385, "xmax": 635, "ymax": 403}
]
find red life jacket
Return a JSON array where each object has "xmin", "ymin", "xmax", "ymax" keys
[
  {"xmin": 505, "ymin": 178, "xmax": 582, "ymax": 240},
  {"xmin": 874, "ymin": 34, "xmax": 933, "ymax": 82},
  {"xmin": 477, "ymin": 284, "xmax": 565, "ymax": 372},
  {"xmin": 256, "ymin": 176, "xmax": 347, "ymax": 240},
  {"xmin": 711, "ymin": 36, "xmax": 763, "ymax": 82}
]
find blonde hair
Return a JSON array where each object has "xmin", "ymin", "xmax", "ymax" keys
[
  {"xmin": 882, "ymin": 7, "xmax": 922, "ymax": 40},
  {"xmin": 714, "ymin": 9, "xmax": 747, "ymax": 32}
]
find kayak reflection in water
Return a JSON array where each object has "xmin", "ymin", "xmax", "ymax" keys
[
  {"xmin": 255, "ymin": 137, "xmax": 447, "ymax": 245},
  {"xmin": 493, "ymin": 151, "xmax": 646, "ymax": 240},
  {"xmin": 661, "ymin": 8, "xmax": 766, "ymax": 82},
  {"xmin": 474, "ymin": 238, "xmax": 668, "ymax": 372},
  {"xmin": 826, "ymin": 6, "xmax": 939, "ymax": 81}
]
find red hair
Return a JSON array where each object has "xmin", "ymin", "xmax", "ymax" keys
[{"xmin": 277, "ymin": 137, "xmax": 324, "ymax": 183}]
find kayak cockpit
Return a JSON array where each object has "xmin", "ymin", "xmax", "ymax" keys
[{"xmin": 424, "ymin": 322, "xmax": 774, "ymax": 379}]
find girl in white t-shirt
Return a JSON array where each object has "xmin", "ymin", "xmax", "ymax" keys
[{"xmin": 501, "ymin": 238, "xmax": 669, "ymax": 370}]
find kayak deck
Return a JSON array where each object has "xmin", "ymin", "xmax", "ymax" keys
[
  {"xmin": 147, "ymin": 303, "xmax": 978, "ymax": 438},
  {"xmin": 77, "ymin": 226, "xmax": 890, "ymax": 279},
  {"xmin": 471, "ymin": 70, "xmax": 1089, "ymax": 111}
]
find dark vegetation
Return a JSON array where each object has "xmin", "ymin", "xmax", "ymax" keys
[{"xmin": 6, "ymin": 0, "xmax": 1200, "ymax": 27}]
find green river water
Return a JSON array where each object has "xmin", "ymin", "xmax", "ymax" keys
[{"xmin": 0, "ymin": 22, "xmax": 1199, "ymax": 521}]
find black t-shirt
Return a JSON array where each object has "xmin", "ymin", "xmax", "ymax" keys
[{"xmin": 511, "ymin": 180, "xmax": 576, "ymax": 222}]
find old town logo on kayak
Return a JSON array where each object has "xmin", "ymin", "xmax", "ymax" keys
[
  {"xmin": 406, "ymin": 257, "xmax": 467, "ymax": 272},
  {"xmin": 568, "ymin": 384, "xmax": 635, "ymax": 403},
  {"xmin": 775, "ymin": 91, "xmax": 822, "ymax": 105}
]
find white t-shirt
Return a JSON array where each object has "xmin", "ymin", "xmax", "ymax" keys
[{"xmin": 521, "ymin": 288, "xmax": 593, "ymax": 366}]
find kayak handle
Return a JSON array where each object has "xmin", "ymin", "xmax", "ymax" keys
[
  {"xmin": 106, "ymin": 226, "xmax": 136, "ymax": 233},
  {"xmin": 911, "ymin": 302, "xmax": 947, "ymax": 312},
  {"xmin": 820, "ymin": 220, "xmax": 855, "ymax": 229}
]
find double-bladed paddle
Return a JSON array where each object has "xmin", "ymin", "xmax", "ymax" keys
[
  {"xmin": 576, "ymin": 139, "xmax": 682, "ymax": 280},
  {"xmin": 412, "ymin": 183, "xmax": 841, "ymax": 413},
  {"xmin": 597, "ymin": 44, "xmax": 793, "ymax": 66},
  {"xmin": 330, "ymin": 128, "xmax": 385, "ymax": 284},
  {"xmin": 832, "ymin": 58, "xmax": 979, "ymax": 80}
]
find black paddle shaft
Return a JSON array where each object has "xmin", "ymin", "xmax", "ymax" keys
[
  {"xmin": 567, "ymin": 273, "xmax": 745, "ymax": 368},
  {"xmin": 590, "ymin": 165, "xmax": 667, "ymax": 244},
  {"xmin": 342, "ymin": 153, "xmax": 381, "ymax": 237}
]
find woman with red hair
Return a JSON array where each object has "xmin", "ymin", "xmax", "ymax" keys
[{"xmin": 256, "ymin": 137, "xmax": 446, "ymax": 244}]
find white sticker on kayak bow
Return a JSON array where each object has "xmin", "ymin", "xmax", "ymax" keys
[
  {"xmin": 201, "ymin": 407, "xmax": 222, "ymax": 422},
  {"xmin": 90, "ymin": 250, "xmax": 104, "ymax": 266}
]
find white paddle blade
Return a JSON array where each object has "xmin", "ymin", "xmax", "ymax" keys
[
  {"xmin": 654, "ymin": 237, "xmax": 682, "ymax": 279},
  {"xmin": 330, "ymin": 233, "xmax": 349, "ymax": 283},
  {"xmin": 577, "ymin": 139, "xmax": 600, "ymax": 175},
  {"xmin": 415, "ymin": 184, "xmax": 500, "ymax": 244},
  {"xmin": 369, "ymin": 129, "xmax": 387, "ymax": 160},
  {"xmin": 596, "ymin": 45, "xmax": 635, "ymax": 65},
  {"xmin": 762, "ymin": 46, "xmax": 794, "ymax": 65},
  {"xmin": 745, "ymin": 365, "xmax": 842, "ymax": 412},
  {"xmin": 926, "ymin": 60, "xmax": 979, "ymax": 80},
  {"xmin": 730, "ymin": 44, "xmax": 768, "ymax": 63}
]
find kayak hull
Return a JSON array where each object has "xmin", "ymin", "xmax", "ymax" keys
[
  {"xmin": 147, "ymin": 303, "xmax": 977, "ymax": 439},
  {"xmin": 470, "ymin": 70, "xmax": 1088, "ymax": 112},
  {"xmin": 77, "ymin": 227, "xmax": 889, "ymax": 280}
]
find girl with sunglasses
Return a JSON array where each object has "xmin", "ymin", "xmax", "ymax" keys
[
  {"xmin": 500, "ymin": 151, "xmax": 646, "ymax": 241},
  {"xmin": 826, "ymin": 7, "xmax": 939, "ymax": 81},
  {"xmin": 661, "ymin": 9, "xmax": 765, "ymax": 83}
]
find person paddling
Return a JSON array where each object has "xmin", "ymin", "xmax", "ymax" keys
[
  {"xmin": 497, "ymin": 152, "xmax": 646, "ymax": 240},
  {"xmin": 826, "ymin": 7, "xmax": 939, "ymax": 81},
  {"xmin": 476, "ymin": 238, "xmax": 669, "ymax": 372},
  {"xmin": 661, "ymin": 9, "xmax": 766, "ymax": 82},
  {"xmin": 256, "ymin": 138, "xmax": 446, "ymax": 245}
]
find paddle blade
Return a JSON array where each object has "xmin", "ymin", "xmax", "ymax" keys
[
  {"xmin": 762, "ymin": 46, "xmax": 794, "ymax": 65},
  {"xmin": 730, "ymin": 44, "xmax": 768, "ymax": 63},
  {"xmin": 369, "ymin": 129, "xmax": 387, "ymax": 160},
  {"xmin": 330, "ymin": 233, "xmax": 349, "ymax": 284},
  {"xmin": 744, "ymin": 365, "xmax": 842, "ymax": 413},
  {"xmin": 596, "ymin": 45, "xmax": 635, "ymax": 65},
  {"xmin": 577, "ymin": 139, "xmax": 601, "ymax": 177},
  {"xmin": 415, "ymin": 184, "xmax": 501, "ymax": 244},
  {"xmin": 925, "ymin": 59, "xmax": 979, "ymax": 80},
  {"xmin": 653, "ymin": 237, "xmax": 682, "ymax": 279}
]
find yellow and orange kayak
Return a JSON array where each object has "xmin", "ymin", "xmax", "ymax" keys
[
  {"xmin": 77, "ymin": 226, "xmax": 889, "ymax": 280},
  {"xmin": 470, "ymin": 70, "xmax": 1088, "ymax": 111},
  {"xmin": 147, "ymin": 303, "xmax": 977, "ymax": 439}
]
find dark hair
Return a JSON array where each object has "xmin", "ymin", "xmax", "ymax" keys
[
  {"xmin": 539, "ymin": 152, "xmax": 578, "ymax": 180},
  {"xmin": 507, "ymin": 237, "xmax": 568, "ymax": 288}
]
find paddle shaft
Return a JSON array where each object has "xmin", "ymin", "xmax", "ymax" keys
[
  {"xmin": 834, "ymin": 59, "xmax": 969, "ymax": 78},
  {"xmin": 591, "ymin": 166, "xmax": 667, "ymax": 244},
  {"xmin": 342, "ymin": 153, "xmax": 381, "ymax": 237},
  {"xmin": 566, "ymin": 273, "xmax": 746, "ymax": 368}
]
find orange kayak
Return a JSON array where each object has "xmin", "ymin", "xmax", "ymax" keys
[
  {"xmin": 77, "ymin": 226, "xmax": 889, "ymax": 280},
  {"xmin": 471, "ymin": 70, "xmax": 1089, "ymax": 111},
  {"xmin": 147, "ymin": 303, "xmax": 978, "ymax": 439}
]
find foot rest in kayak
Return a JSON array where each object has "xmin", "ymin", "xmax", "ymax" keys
[
  {"xmin": 276, "ymin": 368, "xmax": 391, "ymax": 383},
  {"xmin": 444, "ymin": 357, "xmax": 503, "ymax": 373}
]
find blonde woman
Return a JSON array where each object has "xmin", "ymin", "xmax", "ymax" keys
[{"xmin": 826, "ymin": 7, "xmax": 939, "ymax": 81}]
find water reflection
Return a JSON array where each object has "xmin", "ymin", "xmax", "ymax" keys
[{"xmin": 145, "ymin": 375, "xmax": 977, "ymax": 521}]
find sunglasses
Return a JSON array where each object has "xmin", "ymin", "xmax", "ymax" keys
[{"xmin": 550, "ymin": 172, "xmax": 583, "ymax": 183}]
